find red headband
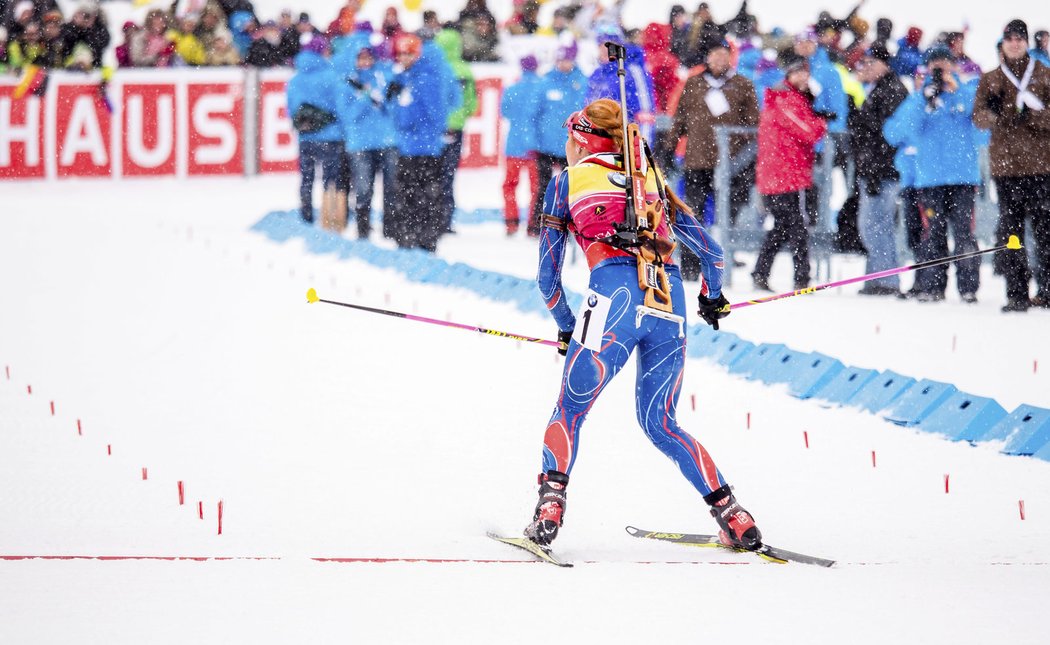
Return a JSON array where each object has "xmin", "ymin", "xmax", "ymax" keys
[{"xmin": 564, "ymin": 110, "xmax": 619, "ymax": 154}]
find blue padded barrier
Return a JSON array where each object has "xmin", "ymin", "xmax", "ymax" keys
[
  {"xmin": 849, "ymin": 370, "xmax": 916, "ymax": 413},
  {"xmin": 916, "ymin": 392, "xmax": 1007, "ymax": 442},
  {"xmin": 882, "ymin": 379, "xmax": 958, "ymax": 427},
  {"xmin": 727, "ymin": 343, "xmax": 787, "ymax": 378},
  {"xmin": 786, "ymin": 353, "xmax": 844, "ymax": 399},
  {"xmin": 712, "ymin": 338, "xmax": 756, "ymax": 367},
  {"xmin": 752, "ymin": 348, "xmax": 809, "ymax": 385},
  {"xmin": 988, "ymin": 405, "xmax": 1050, "ymax": 455},
  {"xmin": 690, "ymin": 331, "xmax": 739, "ymax": 359},
  {"xmin": 253, "ymin": 209, "xmax": 1050, "ymax": 461},
  {"xmin": 811, "ymin": 366, "xmax": 880, "ymax": 405}
]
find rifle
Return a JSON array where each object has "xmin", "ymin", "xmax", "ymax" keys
[{"xmin": 604, "ymin": 41, "xmax": 676, "ymax": 315}]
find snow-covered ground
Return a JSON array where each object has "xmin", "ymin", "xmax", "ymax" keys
[{"xmin": 1, "ymin": 173, "xmax": 1049, "ymax": 643}]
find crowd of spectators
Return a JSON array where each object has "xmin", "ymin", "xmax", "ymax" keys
[{"xmin": 3, "ymin": 0, "xmax": 1050, "ymax": 312}]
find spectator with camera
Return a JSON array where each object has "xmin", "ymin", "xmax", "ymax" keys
[
  {"xmin": 340, "ymin": 45, "xmax": 398, "ymax": 240},
  {"xmin": 884, "ymin": 45, "xmax": 985, "ymax": 303},
  {"xmin": 973, "ymin": 19, "xmax": 1050, "ymax": 311}
]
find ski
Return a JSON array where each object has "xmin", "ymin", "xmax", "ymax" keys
[
  {"xmin": 625, "ymin": 526, "xmax": 835, "ymax": 568},
  {"xmin": 487, "ymin": 533, "xmax": 574, "ymax": 568}
]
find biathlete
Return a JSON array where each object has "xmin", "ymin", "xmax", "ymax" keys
[{"xmin": 524, "ymin": 97, "xmax": 762, "ymax": 552}]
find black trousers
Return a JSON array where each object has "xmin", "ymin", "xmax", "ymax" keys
[
  {"xmin": 899, "ymin": 187, "xmax": 923, "ymax": 255},
  {"xmin": 753, "ymin": 190, "xmax": 811, "ymax": 287},
  {"xmin": 680, "ymin": 168, "xmax": 715, "ymax": 281},
  {"xmin": 530, "ymin": 152, "xmax": 567, "ymax": 234},
  {"xmin": 393, "ymin": 154, "xmax": 444, "ymax": 252},
  {"xmin": 995, "ymin": 174, "xmax": 1050, "ymax": 301}
]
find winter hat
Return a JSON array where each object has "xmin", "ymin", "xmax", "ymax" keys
[
  {"xmin": 777, "ymin": 48, "xmax": 808, "ymax": 73},
  {"xmin": 354, "ymin": 21, "xmax": 373, "ymax": 32},
  {"xmin": 13, "ymin": 1, "xmax": 32, "ymax": 20},
  {"xmin": 922, "ymin": 44, "xmax": 954, "ymax": 64},
  {"xmin": 555, "ymin": 42, "xmax": 578, "ymax": 63},
  {"xmin": 301, "ymin": 33, "xmax": 328, "ymax": 54},
  {"xmin": 702, "ymin": 33, "xmax": 731, "ymax": 56},
  {"xmin": 394, "ymin": 33, "xmax": 422, "ymax": 58},
  {"xmin": 906, "ymin": 26, "xmax": 923, "ymax": 47},
  {"xmin": 876, "ymin": 18, "xmax": 893, "ymax": 42},
  {"xmin": 520, "ymin": 54, "xmax": 539, "ymax": 72},
  {"xmin": 795, "ymin": 28, "xmax": 818, "ymax": 44},
  {"xmin": 122, "ymin": 20, "xmax": 137, "ymax": 33},
  {"xmin": 865, "ymin": 41, "xmax": 892, "ymax": 64},
  {"xmin": 1003, "ymin": 19, "xmax": 1029, "ymax": 42},
  {"xmin": 669, "ymin": 4, "xmax": 686, "ymax": 23}
]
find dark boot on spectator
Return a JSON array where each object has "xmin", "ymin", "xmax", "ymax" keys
[{"xmin": 1002, "ymin": 298, "xmax": 1030, "ymax": 313}]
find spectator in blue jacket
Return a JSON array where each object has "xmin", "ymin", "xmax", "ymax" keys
[
  {"xmin": 1032, "ymin": 30, "xmax": 1050, "ymax": 66},
  {"xmin": 586, "ymin": 33, "xmax": 657, "ymax": 141},
  {"xmin": 500, "ymin": 54, "xmax": 543, "ymax": 235},
  {"xmin": 528, "ymin": 42, "xmax": 587, "ymax": 235},
  {"xmin": 884, "ymin": 45, "xmax": 988, "ymax": 303},
  {"xmin": 286, "ymin": 35, "xmax": 347, "ymax": 228},
  {"xmin": 386, "ymin": 33, "xmax": 451, "ymax": 252},
  {"xmin": 340, "ymin": 46, "xmax": 398, "ymax": 240},
  {"xmin": 795, "ymin": 30, "xmax": 849, "ymax": 135},
  {"xmin": 890, "ymin": 26, "xmax": 924, "ymax": 77}
]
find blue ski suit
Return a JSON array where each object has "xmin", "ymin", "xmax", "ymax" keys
[{"xmin": 536, "ymin": 151, "xmax": 730, "ymax": 497}]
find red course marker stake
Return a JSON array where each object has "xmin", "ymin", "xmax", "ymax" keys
[
  {"xmin": 871, "ymin": 450, "xmax": 877, "ymax": 468},
  {"xmin": 177, "ymin": 481, "xmax": 185, "ymax": 505},
  {"xmin": 217, "ymin": 500, "xmax": 224, "ymax": 535},
  {"xmin": 27, "ymin": 385, "xmax": 32, "ymax": 395},
  {"xmin": 4, "ymin": 365, "xmax": 9, "ymax": 380},
  {"xmin": 1019, "ymin": 500, "xmax": 1026, "ymax": 520},
  {"xmin": 746, "ymin": 412, "xmax": 751, "ymax": 430},
  {"xmin": 804, "ymin": 431, "xmax": 809, "ymax": 449},
  {"xmin": 76, "ymin": 419, "xmax": 82, "ymax": 435},
  {"xmin": 198, "ymin": 501, "xmax": 204, "ymax": 520},
  {"xmin": 944, "ymin": 474, "xmax": 950, "ymax": 494},
  {"xmin": 107, "ymin": 444, "xmax": 112, "ymax": 456},
  {"xmin": 690, "ymin": 394, "xmax": 696, "ymax": 411},
  {"xmin": 142, "ymin": 468, "xmax": 148, "ymax": 481},
  {"xmin": 50, "ymin": 401, "xmax": 55, "ymax": 416}
]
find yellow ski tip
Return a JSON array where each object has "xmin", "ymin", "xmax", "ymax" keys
[
  {"xmin": 306, "ymin": 288, "xmax": 319, "ymax": 304},
  {"xmin": 1006, "ymin": 235, "xmax": 1022, "ymax": 250}
]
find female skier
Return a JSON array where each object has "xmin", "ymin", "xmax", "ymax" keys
[{"xmin": 525, "ymin": 98, "xmax": 762, "ymax": 552}]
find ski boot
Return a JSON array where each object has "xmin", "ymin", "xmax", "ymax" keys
[
  {"xmin": 704, "ymin": 484, "xmax": 762, "ymax": 551},
  {"xmin": 523, "ymin": 470, "xmax": 569, "ymax": 548}
]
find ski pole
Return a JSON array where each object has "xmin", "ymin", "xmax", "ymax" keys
[
  {"xmin": 306, "ymin": 288, "xmax": 561, "ymax": 348},
  {"xmin": 730, "ymin": 235, "xmax": 1022, "ymax": 310}
]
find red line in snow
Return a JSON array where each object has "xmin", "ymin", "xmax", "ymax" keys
[
  {"xmin": 0, "ymin": 555, "xmax": 752, "ymax": 565},
  {"xmin": 0, "ymin": 555, "xmax": 279, "ymax": 562}
]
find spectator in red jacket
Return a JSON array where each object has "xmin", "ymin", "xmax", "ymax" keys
[{"xmin": 752, "ymin": 49, "xmax": 828, "ymax": 291}]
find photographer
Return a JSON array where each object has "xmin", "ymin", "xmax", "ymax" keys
[
  {"xmin": 884, "ymin": 45, "xmax": 985, "ymax": 303},
  {"xmin": 973, "ymin": 19, "xmax": 1050, "ymax": 312}
]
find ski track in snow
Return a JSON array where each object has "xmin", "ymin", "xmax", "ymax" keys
[{"xmin": 1, "ymin": 175, "xmax": 1049, "ymax": 643}]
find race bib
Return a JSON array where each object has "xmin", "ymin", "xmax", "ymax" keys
[{"xmin": 573, "ymin": 291, "xmax": 612, "ymax": 352}]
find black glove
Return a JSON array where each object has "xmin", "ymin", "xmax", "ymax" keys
[
  {"xmin": 557, "ymin": 329, "xmax": 573, "ymax": 356},
  {"xmin": 697, "ymin": 293, "xmax": 731, "ymax": 331},
  {"xmin": 813, "ymin": 110, "xmax": 837, "ymax": 122},
  {"xmin": 385, "ymin": 80, "xmax": 404, "ymax": 101}
]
